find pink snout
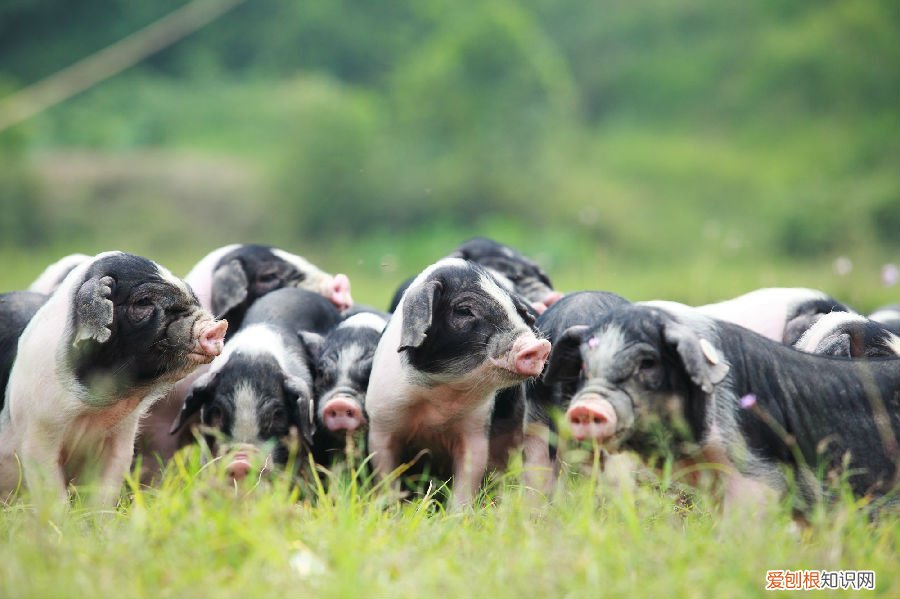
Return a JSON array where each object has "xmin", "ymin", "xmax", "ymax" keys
[
  {"xmin": 513, "ymin": 338, "xmax": 551, "ymax": 377},
  {"xmin": 225, "ymin": 451, "xmax": 254, "ymax": 482},
  {"xmin": 566, "ymin": 396, "xmax": 618, "ymax": 442},
  {"xmin": 191, "ymin": 318, "xmax": 228, "ymax": 363},
  {"xmin": 329, "ymin": 274, "xmax": 354, "ymax": 311},
  {"xmin": 322, "ymin": 396, "xmax": 366, "ymax": 433}
]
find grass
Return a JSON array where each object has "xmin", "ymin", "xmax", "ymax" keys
[{"xmin": 1, "ymin": 445, "xmax": 898, "ymax": 598}]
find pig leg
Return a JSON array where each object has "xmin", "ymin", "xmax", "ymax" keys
[
  {"xmin": 522, "ymin": 424, "xmax": 554, "ymax": 496},
  {"xmin": 19, "ymin": 430, "xmax": 68, "ymax": 504},
  {"xmin": 450, "ymin": 431, "xmax": 489, "ymax": 510},
  {"xmin": 368, "ymin": 429, "xmax": 400, "ymax": 483},
  {"xmin": 96, "ymin": 423, "xmax": 140, "ymax": 507}
]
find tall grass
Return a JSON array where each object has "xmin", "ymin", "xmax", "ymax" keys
[{"xmin": 1, "ymin": 444, "xmax": 897, "ymax": 598}]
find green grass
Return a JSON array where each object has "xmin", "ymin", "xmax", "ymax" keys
[{"xmin": 2, "ymin": 447, "xmax": 898, "ymax": 598}]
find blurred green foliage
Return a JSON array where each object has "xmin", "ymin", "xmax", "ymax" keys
[{"xmin": 0, "ymin": 0, "xmax": 897, "ymax": 298}]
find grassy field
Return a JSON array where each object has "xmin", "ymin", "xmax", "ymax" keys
[{"xmin": 1, "ymin": 446, "xmax": 898, "ymax": 598}]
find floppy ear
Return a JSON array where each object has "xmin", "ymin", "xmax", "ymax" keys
[
  {"xmin": 398, "ymin": 279, "xmax": 442, "ymax": 352},
  {"xmin": 284, "ymin": 375, "xmax": 315, "ymax": 446},
  {"xmin": 73, "ymin": 275, "xmax": 116, "ymax": 347},
  {"xmin": 299, "ymin": 331, "xmax": 325, "ymax": 362},
  {"xmin": 662, "ymin": 321, "xmax": 730, "ymax": 395},
  {"xmin": 448, "ymin": 247, "xmax": 469, "ymax": 260},
  {"xmin": 510, "ymin": 292, "xmax": 537, "ymax": 326},
  {"xmin": 816, "ymin": 333, "xmax": 853, "ymax": 358},
  {"xmin": 170, "ymin": 371, "xmax": 216, "ymax": 434},
  {"xmin": 543, "ymin": 325, "xmax": 589, "ymax": 384},
  {"xmin": 211, "ymin": 259, "xmax": 249, "ymax": 318}
]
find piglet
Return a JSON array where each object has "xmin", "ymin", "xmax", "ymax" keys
[
  {"xmin": 304, "ymin": 312, "xmax": 387, "ymax": 465},
  {"xmin": 169, "ymin": 288, "xmax": 335, "ymax": 482},
  {"xmin": 367, "ymin": 258, "xmax": 551, "ymax": 508},
  {"xmin": 0, "ymin": 252, "xmax": 226, "ymax": 506}
]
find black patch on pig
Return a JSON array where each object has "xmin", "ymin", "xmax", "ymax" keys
[
  {"xmin": 400, "ymin": 263, "xmax": 536, "ymax": 377},
  {"xmin": 0, "ymin": 291, "xmax": 47, "ymax": 409},
  {"xmin": 243, "ymin": 287, "xmax": 341, "ymax": 338},
  {"xmin": 68, "ymin": 253, "xmax": 201, "ymax": 396},
  {"xmin": 211, "ymin": 245, "xmax": 310, "ymax": 334}
]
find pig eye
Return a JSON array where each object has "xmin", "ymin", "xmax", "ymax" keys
[
  {"xmin": 453, "ymin": 305, "xmax": 475, "ymax": 318},
  {"xmin": 258, "ymin": 272, "xmax": 279, "ymax": 284},
  {"xmin": 204, "ymin": 405, "xmax": 224, "ymax": 428},
  {"xmin": 638, "ymin": 358, "xmax": 658, "ymax": 371},
  {"xmin": 128, "ymin": 297, "xmax": 156, "ymax": 322}
]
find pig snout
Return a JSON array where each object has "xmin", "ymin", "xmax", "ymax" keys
[
  {"xmin": 224, "ymin": 445, "xmax": 259, "ymax": 482},
  {"xmin": 322, "ymin": 395, "xmax": 366, "ymax": 433},
  {"xmin": 328, "ymin": 274, "xmax": 354, "ymax": 311},
  {"xmin": 491, "ymin": 337, "xmax": 551, "ymax": 377},
  {"xmin": 566, "ymin": 395, "xmax": 618, "ymax": 442},
  {"xmin": 514, "ymin": 337, "xmax": 551, "ymax": 377},
  {"xmin": 190, "ymin": 318, "xmax": 228, "ymax": 363}
]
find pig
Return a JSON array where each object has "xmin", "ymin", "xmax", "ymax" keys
[
  {"xmin": 693, "ymin": 287, "xmax": 852, "ymax": 345},
  {"xmin": 184, "ymin": 243, "xmax": 352, "ymax": 334},
  {"xmin": 869, "ymin": 305, "xmax": 900, "ymax": 337},
  {"xmin": 388, "ymin": 237, "xmax": 562, "ymax": 315},
  {"xmin": 521, "ymin": 291, "xmax": 630, "ymax": 491},
  {"xmin": 0, "ymin": 291, "xmax": 48, "ymax": 407},
  {"xmin": 28, "ymin": 253, "xmax": 90, "ymax": 295},
  {"xmin": 304, "ymin": 312, "xmax": 387, "ymax": 465},
  {"xmin": 135, "ymin": 246, "xmax": 349, "ymax": 479},
  {"xmin": 794, "ymin": 311, "xmax": 900, "ymax": 358},
  {"xmin": 366, "ymin": 258, "xmax": 551, "ymax": 508},
  {"xmin": 543, "ymin": 303, "xmax": 900, "ymax": 511},
  {"xmin": 0, "ymin": 252, "xmax": 226, "ymax": 505},
  {"xmin": 168, "ymin": 288, "xmax": 334, "ymax": 482}
]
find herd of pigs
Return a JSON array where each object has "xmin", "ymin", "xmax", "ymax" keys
[{"xmin": 1, "ymin": 238, "xmax": 900, "ymax": 512}]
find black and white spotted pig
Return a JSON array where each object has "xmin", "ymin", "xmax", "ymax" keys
[
  {"xmin": 185, "ymin": 243, "xmax": 352, "ymax": 334},
  {"xmin": 794, "ymin": 311, "xmax": 900, "ymax": 358},
  {"xmin": 521, "ymin": 291, "xmax": 630, "ymax": 491},
  {"xmin": 544, "ymin": 303, "xmax": 900, "ymax": 511},
  {"xmin": 0, "ymin": 291, "xmax": 48, "ymax": 406},
  {"xmin": 169, "ymin": 288, "xmax": 338, "ymax": 481},
  {"xmin": 0, "ymin": 252, "xmax": 226, "ymax": 505},
  {"xmin": 388, "ymin": 237, "xmax": 562, "ymax": 315},
  {"xmin": 367, "ymin": 258, "xmax": 551, "ymax": 508}
]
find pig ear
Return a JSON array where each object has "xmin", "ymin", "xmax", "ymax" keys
[
  {"xmin": 169, "ymin": 372, "xmax": 216, "ymax": 434},
  {"xmin": 816, "ymin": 333, "xmax": 853, "ymax": 358},
  {"xmin": 510, "ymin": 292, "xmax": 537, "ymax": 326},
  {"xmin": 73, "ymin": 275, "xmax": 116, "ymax": 347},
  {"xmin": 284, "ymin": 376, "xmax": 315, "ymax": 446},
  {"xmin": 299, "ymin": 331, "xmax": 324, "ymax": 362},
  {"xmin": 662, "ymin": 321, "xmax": 729, "ymax": 395},
  {"xmin": 398, "ymin": 279, "xmax": 442, "ymax": 352},
  {"xmin": 782, "ymin": 312, "xmax": 824, "ymax": 346},
  {"xmin": 543, "ymin": 325, "xmax": 589, "ymax": 384},
  {"xmin": 211, "ymin": 259, "xmax": 249, "ymax": 318}
]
